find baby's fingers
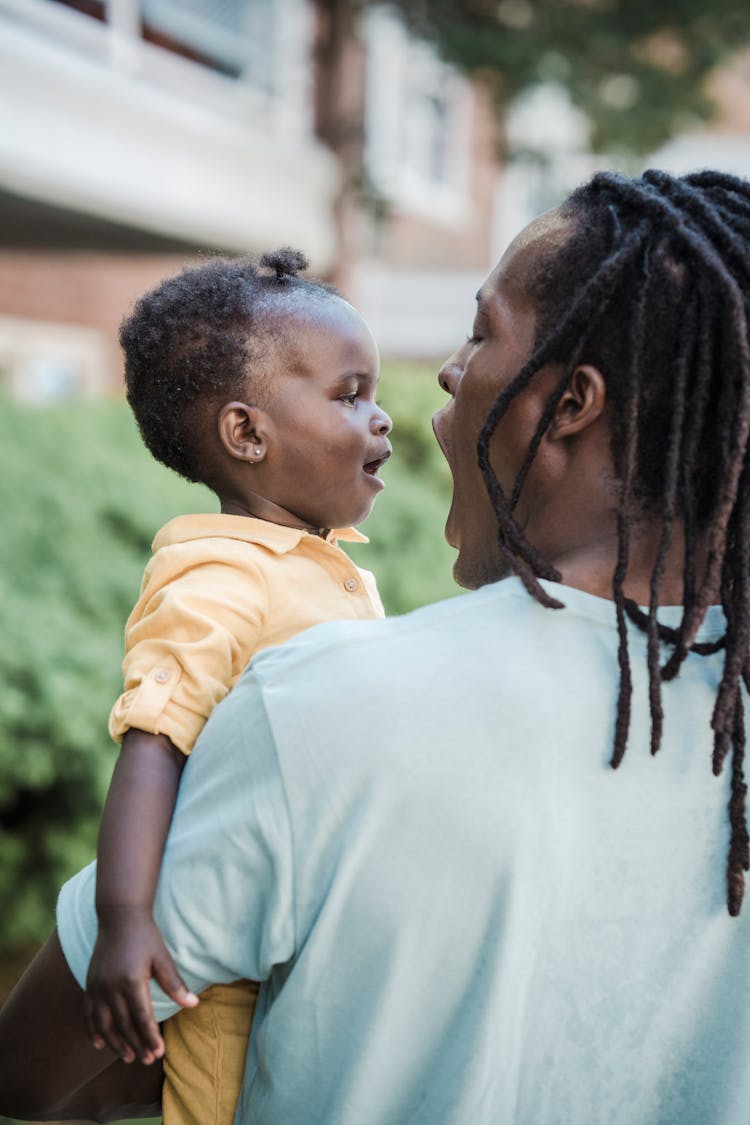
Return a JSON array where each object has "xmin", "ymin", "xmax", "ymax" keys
[
  {"xmin": 83, "ymin": 991, "xmax": 106, "ymax": 1052},
  {"xmin": 83, "ymin": 991, "xmax": 136, "ymax": 1064},
  {"xmin": 120, "ymin": 979, "xmax": 165, "ymax": 1063},
  {"xmin": 153, "ymin": 952, "xmax": 199, "ymax": 1010}
]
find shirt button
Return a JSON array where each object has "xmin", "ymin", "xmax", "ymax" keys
[
  {"xmin": 344, "ymin": 577, "xmax": 359, "ymax": 592},
  {"xmin": 153, "ymin": 669, "xmax": 170, "ymax": 683}
]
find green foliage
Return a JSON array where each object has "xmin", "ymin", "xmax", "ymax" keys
[
  {"xmin": 348, "ymin": 359, "xmax": 458, "ymax": 610},
  {"xmin": 0, "ymin": 395, "xmax": 213, "ymax": 954},
  {"xmin": 0, "ymin": 365, "xmax": 456, "ymax": 956},
  {"xmin": 382, "ymin": 0, "xmax": 750, "ymax": 153}
]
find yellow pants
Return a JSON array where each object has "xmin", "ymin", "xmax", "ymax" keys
[{"xmin": 162, "ymin": 979, "xmax": 260, "ymax": 1125}]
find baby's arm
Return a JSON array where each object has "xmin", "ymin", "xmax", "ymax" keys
[
  {"xmin": 86, "ymin": 729, "xmax": 198, "ymax": 1066},
  {"xmin": 89, "ymin": 549, "xmax": 266, "ymax": 1063}
]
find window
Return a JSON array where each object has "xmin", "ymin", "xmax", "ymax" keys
[
  {"xmin": 364, "ymin": 7, "xmax": 471, "ymax": 222},
  {"xmin": 141, "ymin": 0, "xmax": 277, "ymax": 83},
  {"xmin": 0, "ymin": 319, "xmax": 108, "ymax": 403},
  {"xmin": 46, "ymin": 0, "xmax": 279, "ymax": 84},
  {"xmin": 402, "ymin": 85, "xmax": 450, "ymax": 187},
  {"xmin": 48, "ymin": 0, "xmax": 105, "ymax": 19}
]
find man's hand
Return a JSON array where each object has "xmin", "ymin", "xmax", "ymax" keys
[{"xmin": 85, "ymin": 910, "xmax": 198, "ymax": 1065}]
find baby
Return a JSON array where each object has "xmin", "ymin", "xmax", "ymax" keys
[{"xmin": 84, "ymin": 248, "xmax": 392, "ymax": 1124}]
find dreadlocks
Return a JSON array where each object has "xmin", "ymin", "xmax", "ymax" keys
[{"xmin": 477, "ymin": 169, "xmax": 750, "ymax": 915}]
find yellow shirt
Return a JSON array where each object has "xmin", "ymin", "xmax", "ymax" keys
[{"xmin": 108, "ymin": 513, "xmax": 383, "ymax": 755}]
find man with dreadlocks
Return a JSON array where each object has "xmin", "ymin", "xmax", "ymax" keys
[{"xmin": 2, "ymin": 169, "xmax": 750, "ymax": 1124}]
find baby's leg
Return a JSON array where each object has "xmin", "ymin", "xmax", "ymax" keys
[{"xmin": 162, "ymin": 980, "xmax": 260, "ymax": 1125}]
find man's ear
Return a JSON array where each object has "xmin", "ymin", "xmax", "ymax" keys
[
  {"xmin": 217, "ymin": 402, "xmax": 268, "ymax": 463},
  {"xmin": 548, "ymin": 364, "xmax": 606, "ymax": 440}
]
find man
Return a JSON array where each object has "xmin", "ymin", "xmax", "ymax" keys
[{"xmin": 2, "ymin": 169, "xmax": 750, "ymax": 1123}]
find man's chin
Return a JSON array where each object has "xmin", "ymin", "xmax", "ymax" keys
[
  {"xmin": 452, "ymin": 546, "xmax": 514, "ymax": 591},
  {"xmin": 443, "ymin": 512, "xmax": 457, "ymax": 551}
]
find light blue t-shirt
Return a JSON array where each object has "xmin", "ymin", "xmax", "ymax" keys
[{"xmin": 58, "ymin": 578, "xmax": 750, "ymax": 1124}]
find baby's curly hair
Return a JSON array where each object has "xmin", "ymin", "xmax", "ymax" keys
[{"xmin": 121, "ymin": 248, "xmax": 335, "ymax": 484}]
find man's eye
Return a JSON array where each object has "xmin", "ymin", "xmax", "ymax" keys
[{"xmin": 466, "ymin": 334, "xmax": 482, "ymax": 347}]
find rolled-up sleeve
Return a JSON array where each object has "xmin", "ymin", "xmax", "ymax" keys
[{"xmin": 109, "ymin": 555, "xmax": 267, "ymax": 755}]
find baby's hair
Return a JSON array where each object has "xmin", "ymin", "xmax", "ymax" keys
[
  {"xmin": 477, "ymin": 169, "xmax": 750, "ymax": 915},
  {"xmin": 260, "ymin": 247, "xmax": 309, "ymax": 280},
  {"xmin": 121, "ymin": 249, "xmax": 336, "ymax": 484}
]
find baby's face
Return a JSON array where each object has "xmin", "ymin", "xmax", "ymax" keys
[{"xmin": 255, "ymin": 297, "xmax": 392, "ymax": 530}]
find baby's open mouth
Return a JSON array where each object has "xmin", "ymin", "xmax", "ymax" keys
[{"xmin": 363, "ymin": 451, "xmax": 391, "ymax": 476}]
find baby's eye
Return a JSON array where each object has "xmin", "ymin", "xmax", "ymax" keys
[{"xmin": 340, "ymin": 391, "xmax": 358, "ymax": 405}]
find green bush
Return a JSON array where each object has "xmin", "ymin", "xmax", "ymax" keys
[
  {"xmin": 0, "ymin": 396, "xmax": 213, "ymax": 953},
  {"xmin": 346, "ymin": 359, "xmax": 458, "ymax": 608},
  {"xmin": 0, "ymin": 360, "xmax": 457, "ymax": 957}
]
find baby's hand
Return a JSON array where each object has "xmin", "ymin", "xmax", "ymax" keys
[{"xmin": 84, "ymin": 910, "xmax": 198, "ymax": 1065}]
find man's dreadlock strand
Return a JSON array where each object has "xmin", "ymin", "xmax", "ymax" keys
[
  {"xmin": 610, "ymin": 243, "xmax": 650, "ymax": 770},
  {"xmin": 645, "ymin": 288, "xmax": 697, "ymax": 756}
]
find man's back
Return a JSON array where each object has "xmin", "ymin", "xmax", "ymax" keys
[{"xmin": 58, "ymin": 577, "xmax": 749, "ymax": 1123}]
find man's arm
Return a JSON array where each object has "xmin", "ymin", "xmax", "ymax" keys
[{"xmin": 0, "ymin": 930, "xmax": 162, "ymax": 1122}]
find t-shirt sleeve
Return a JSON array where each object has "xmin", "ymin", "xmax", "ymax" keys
[
  {"xmin": 58, "ymin": 676, "xmax": 295, "ymax": 1020},
  {"xmin": 109, "ymin": 554, "xmax": 267, "ymax": 755}
]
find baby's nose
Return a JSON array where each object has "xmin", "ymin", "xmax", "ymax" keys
[{"xmin": 372, "ymin": 406, "xmax": 392, "ymax": 435}]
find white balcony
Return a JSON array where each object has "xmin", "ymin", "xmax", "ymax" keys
[{"xmin": 0, "ymin": 0, "xmax": 338, "ymax": 266}]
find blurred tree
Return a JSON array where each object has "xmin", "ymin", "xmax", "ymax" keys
[
  {"xmin": 383, "ymin": 0, "xmax": 750, "ymax": 154},
  {"xmin": 312, "ymin": 0, "xmax": 369, "ymax": 292},
  {"xmin": 312, "ymin": 0, "xmax": 750, "ymax": 281}
]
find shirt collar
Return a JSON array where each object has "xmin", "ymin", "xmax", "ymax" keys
[{"xmin": 152, "ymin": 513, "xmax": 368, "ymax": 555}]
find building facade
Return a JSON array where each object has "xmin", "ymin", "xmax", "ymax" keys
[{"xmin": 0, "ymin": 0, "xmax": 503, "ymax": 396}]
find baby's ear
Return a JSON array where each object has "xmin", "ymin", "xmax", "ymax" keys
[
  {"xmin": 217, "ymin": 402, "xmax": 268, "ymax": 463},
  {"xmin": 548, "ymin": 364, "xmax": 606, "ymax": 440}
]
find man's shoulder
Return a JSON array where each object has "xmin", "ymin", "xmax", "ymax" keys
[{"xmin": 244, "ymin": 577, "xmax": 533, "ymax": 687}]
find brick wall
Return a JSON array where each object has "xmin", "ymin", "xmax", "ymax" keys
[{"xmin": 0, "ymin": 252, "xmax": 198, "ymax": 394}]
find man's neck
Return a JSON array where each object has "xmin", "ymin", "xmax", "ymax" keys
[{"xmin": 548, "ymin": 515, "xmax": 707, "ymax": 606}]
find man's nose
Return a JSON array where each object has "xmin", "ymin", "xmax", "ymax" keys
[
  {"xmin": 437, "ymin": 356, "xmax": 463, "ymax": 397},
  {"xmin": 371, "ymin": 405, "xmax": 392, "ymax": 436}
]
